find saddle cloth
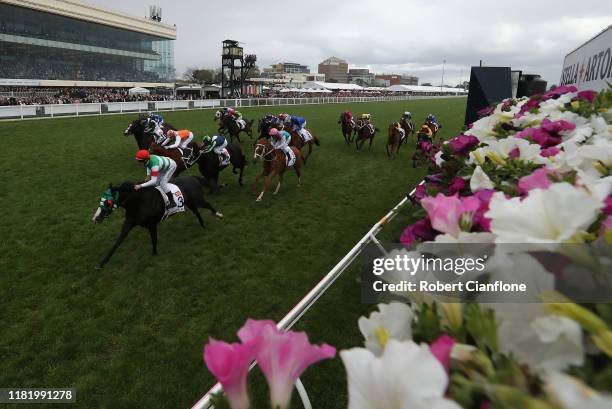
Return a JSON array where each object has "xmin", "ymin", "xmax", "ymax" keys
[
  {"xmin": 236, "ymin": 119, "xmax": 246, "ymax": 129},
  {"xmin": 398, "ymin": 127, "xmax": 406, "ymax": 140},
  {"xmin": 298, "ymin": 128, "xmax": 313, "ymax": 142},
  {"xmin": 219, "ymin": 148, "xmax": 231, "ymax": 166},
  {"xmin": 360, "ymin": 123, "xmax": 375, "ymax": 134},
  {"xmin": 155, "ymin": 183, "xmax": 185, "ymax": 220}
]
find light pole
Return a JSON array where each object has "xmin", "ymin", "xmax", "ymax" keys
[{"xmin": 441, "ymin": 59, "xmax": 446, "ymax": 92}]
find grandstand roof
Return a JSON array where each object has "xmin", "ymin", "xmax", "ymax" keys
[
  {"xmin": 387, "ymin": 84, "xmax": 467, "ymax": 94},
  {"xmin": 1, "ymin": 0, "xmax": 177, "ymax": 39},
  {"xmin": 302, "ymin": 81, "xmax": 363, "ymax": 90}
]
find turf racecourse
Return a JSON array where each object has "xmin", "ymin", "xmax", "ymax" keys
[{"xmin": 0, "ymin": 97, "xmax": 466, "ymax": 409}]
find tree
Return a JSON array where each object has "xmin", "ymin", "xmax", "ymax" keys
[
  {"xmin": 244, "ymin": 65, "xmax": 261, "ymax": 79},
  {"xmin": 183, "ymin": 67, "xmax": 215, "ymax": 84}
]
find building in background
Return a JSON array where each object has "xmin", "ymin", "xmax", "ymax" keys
[
  {"xmin": 0, "ymin": 0, "xmax": 176, "ymax": 88},
  {"xmin": 348, "ymin": 68, "xmax": 375, "ymax": 86},
  {"xmin": 263, "ymin": 62, "xmax": 310, "ymax": 76},
  {"xmin": 375, "ymin": 74, "xmax": 418, "ymax": 86},
  {"xmin": 318, "ymin": 57, "xmax": 348, "ymax": 83}
]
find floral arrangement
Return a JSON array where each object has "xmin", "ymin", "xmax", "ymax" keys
[{"xmin": 203, "ymin": 87, "xmax": 612, "ymax": 409}]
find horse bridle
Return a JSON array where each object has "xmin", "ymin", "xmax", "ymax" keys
[{"xmin": 254, "ymin": 143, "xmax": 274, "ymax": 162}]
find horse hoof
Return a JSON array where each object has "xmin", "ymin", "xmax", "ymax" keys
[
  {"xmin": 256, "ymin": 198, "xmax": 262, "ymax": 202},
  {"xmin": 215, "ymin": 212, "xmax": 224, "ymax": 218}
]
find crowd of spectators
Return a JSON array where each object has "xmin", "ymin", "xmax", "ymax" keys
[{"xmin": 0, "ymin": 87, "xmax": 174, "ymax": 106}]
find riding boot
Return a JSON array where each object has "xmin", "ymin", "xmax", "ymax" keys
[{"xmin": 166, "ymin": 192, "xmax": 176, "ymax": 208}]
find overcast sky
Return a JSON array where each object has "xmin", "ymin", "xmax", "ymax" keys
[{"xmin": 89, "ymin": 0, "xmax": 610, "ymax": 85}]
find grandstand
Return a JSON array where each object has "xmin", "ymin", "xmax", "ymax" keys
[{"xmin": 0, "ymin": 0, "xmax": 176, "ymax": 89}]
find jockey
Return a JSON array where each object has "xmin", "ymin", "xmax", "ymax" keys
[
  {"xmin": 223, "ymin": 107, "xmax": 236, "ymax": 118},
  {"xmin": 426, "ymin": 113, "xmax": 439, "ymax": 125},
  {"xmin": 284, "ymin": 114, "xmax": 313, "ymax": 142},
  {"xmin": 418, "ymin": 125, "xmax": 433, "ymax": 141},
  {"xmin": 148, "ymin": 112, "xmax": 164, "ymax": 126},
  {"xmin": 340, "ymin": 111, "xmax": 354, "ymax": 126},
  {"xmin": 164, "ymin": 129, "xmax": 194, "ymax": 150},
  {"xmin": 134, "ymin": 150, "xmax": 177, "ymax": 203},
  {"xmin": 269, "ymin": 128, "xmax": 295, "ymax": 165},
  {"xmin": 202, "ymin": 135, "xmax": 230, "ymax": 166},
  {"xmin": 402, "ymin": 111, "xmax": 412, "ymax": 121},
  {"xmin": 360, "ymin": 113, "xmax": 372, "ymax": 124}
]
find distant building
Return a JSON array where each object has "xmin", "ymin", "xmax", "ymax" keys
[
  {"xmin": 0, "ymin": 0, "xmax": 176, "ymax": 88},
  {"xmin": 376, "ymin": 74, "xmax": 418, "ymax": 86},
  {"xmin": 318, "ymin": 57, "xmax": 348, "ymax": 83},
  {"xmin": 263, "ymin": 62, "xmax": 310, "ymax": 76},
  {"xmin": 348, "ymin": 68, "xmax": 376, "ymax": 85}
]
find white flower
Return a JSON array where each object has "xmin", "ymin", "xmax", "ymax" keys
[
  {"xmin": 487, "ymin": 304, "xmax": 584, "ymax": 373},
  {"xmin": 470, "ymin": 166, "xmax": 495, "ymax": 191},
  {"xmin": 545, "ymin": 372, "xmax": 612, "ymax": 409},
  {"xmin": 486, "ymin": 183, "xmax": 603, "ymax": 243},
  {"xmin": 432, "ymin": 232, "xmax": 496, "ymax": 243},
  {"xmin": 468, "ymin": 138, "xmax": 544, "ymax": 166},
  {"xmin": 340, "ymin": 340, "xmax": 462, "ymax": 409},
  {"xmin": 358, "ymin": 303, "xmax": 415, "ymax": 356},
  {"xmin": 465, "ymin": 114, "xmax": 500, "ymax": 144},
  {"xmin": 434, "ymin": 151, "xmax": 445, "ymax": 167}
]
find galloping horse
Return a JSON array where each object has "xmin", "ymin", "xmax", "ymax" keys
[
  {"xmin": 400, "ymin": 117, "xmax": 415, "ymax": 143},
  {"xmin": 424, "ymin": 120, "xmax": 441, "ymax": 138},
  {"xmin": 354, "ymin": 120, "xmax": 378, "ymax": 151},
  {"xmin": 387, "ymin": 122, "xmax": 404, "ymax": 157},
  {"xmin": 258, "ymin": 115, "xmax": 283, "ymax": 139},
  {"xmin": 149, "ymin": 142, "xmax": 246, "ymax": 191},
  {"xmin": 214, "ymin": 110, "xmax": 254, "ymax": 143},
  {"xmin": 285, "ymin": 128, "xmax": 320, "ymax": 165},
  {"xmin": 339, "ymin": 112, "xmax": 355, "ymax": 144},
  {"xmin": 252, "ymin": 138, "xmax": 302, "ymax": 202},
  {"xmin": 412, "ymin": 125, "xmax": 435, "ymax": 168},
  {"xmin": 124, "ymin": 115, "xmax": 177, "ymax": 149},
  {"xmin": 92, "ymin": 176, "xmax": 223, "ymax": 269}
]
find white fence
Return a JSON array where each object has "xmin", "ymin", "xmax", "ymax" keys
[{"xmin": 0, "ymin": 95, "xmax": 465, "ymax": 120}]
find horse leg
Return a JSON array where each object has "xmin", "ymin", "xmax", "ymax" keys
[
  {"xmin": 200, "ymin": 198, "xmax": 224, "ymax": 218},
  {"xmin": 96, "ymin": 219, "xmax": 134, "ymax": 269},
  {"xmin": 355, "ymin": 137, "xmax": 360, "ymax": 151},
  {"xmin": 294, "ymin": 161, "xmax": 302, "ymax": 186},
  {"xmin": 369, "ymin": 135, "xmax": 374, "ymax": 151},
  {"xmin": 273, "ymin": 173, "xmax": 283, "ymax": 195},
  {"xmin": 190, "ymin": 206, "xmax": 205, "ymax": 228},
  {"xmin": 257, "ymin": 171, "xmax": 275, "ymax": 202},
  {"xmin": 252, "ymin": 169, "xmax": 265, "ymax": 193},
  {"xmin": 148, "ymin": 225, "xmax": 158, "ymax": 255},
  {"xmin": 238, "ymin": 162, "xmax": 245, "ymax": 186}
]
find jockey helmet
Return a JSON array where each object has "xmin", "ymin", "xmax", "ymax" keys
[
  {"xmin": 268, "ymin": 128, "xmax": 279, "ymax": 137},
  {"xmin": 404, "ymin": 111, "xmax": 412, "ymax": 118},
  {"xmin": 135, "ymin": 150, "xmax": 150, "ymax": 161},
  {"xmin": 278, "ymin": 113, "xmax": 288, "ymax": 120},
  {"xmin": 202, "ymin": 135, "xmax": 212, "ymax": 145}
]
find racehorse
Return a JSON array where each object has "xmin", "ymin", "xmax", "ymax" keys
[
  {"xmin": 412, "ymin": 125, "xmax": 435, "ymax": 168},
  {"xmin": 387, "ymin": 122, "xmax": 404, "ymax": 157},
  {"xmin": 258, "ymin": 115, "xmax": 282, "ymax": 139},
  {"xmin": 399, "ymin": 117, "xmax": 415, "ymax": 143},
  {"xmin": 424, "ymin": 120, "xmax": 441, "ymax": 138},
  {"xmin": 149, "ymin": 142, "xmax": 246, "ymax": 191},
  {"xmin": 252, "ymin": 138, "xmax": 302, "ymax": 202},
  {"xmin": 354, "ymin": 120, "xmax": 378, "ymax": 151},
  {"xmin": 285, "ymin": 128, "xmax": 320, "ymax": 165},
  {"xmin": 214, "ymin": 110, "xmax": 254, "ymax": 143},
  {"xmin": 92, "ymin": 176, "xmax": 223, "ymax": 269},
  {"xmin": 124, "ymin": 115, "xmax": 177, "ymax": 149},
  {"xmin": 339, "ymin": 112, "xmax": 355, "ymax": 144}
]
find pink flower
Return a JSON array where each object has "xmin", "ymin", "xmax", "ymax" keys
[
  {"xmin": 400, "ymin": 218, "xmax": 438, "ymax": 246},
  {"xmin": 450, "ymin": 134, "xmax": 479, "ymax": 155},
  {"xmin": 429, "ymin": 334, "xmax": 455, "ymax": 372},
  {"xmin": 472, "ymin": 190, "xmax": 495, "ymax": 232},
  {"xmin": 540, "ymin": 146, "xmax": 561, "ymax": 157},
  {"xmin": 515, "ymin": 127, "xmax": 560, "ymax": 148},
  {"xmin": 204, "ymin": 339, "xmax": 256, "ymax": 409},
  {"xmin": 543, "ymin": 85, "xmax": 577, "ymax": 100},
  {"xmin": 517, "ymin": 168, "xmax": 554, "ymax": 195},
  {"xmin": 515, "ymin": 98, "xmax": 540, "ymax": 118},
  {"xmin": 251, "ymin": 326, "xmax": 336, "ymax": 409},
  {"xmin": 575, "ymin": 90, "xmax": 597, "ymax": 103},
  {"xmin": 508, "ymin": 147, "xmax": 520, "ymax": 159},
  {"xmin": 237, "ymin": 319, "xmax": 277, "ymax": 343},
  {"xmin": 412, "ymin": 184, "xmax": 427, "ymax": 201},
  {"xmin": 421, "ymin": 194, "xmax": 465, "ymax": 237},
  {"xmin": 603, "ymin": 196, "xmax": 612, "ymax": 215},
  {"xmin": 477, "ymin": 106, "xmax": 494, "ymax": 117},
  {"xmin": 540, "ymin": 118, "xmax": 576, "ymax": 135},
  {"xmin": 448, "ymin": 177, "xmax": 467, "ymax": 195}
]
